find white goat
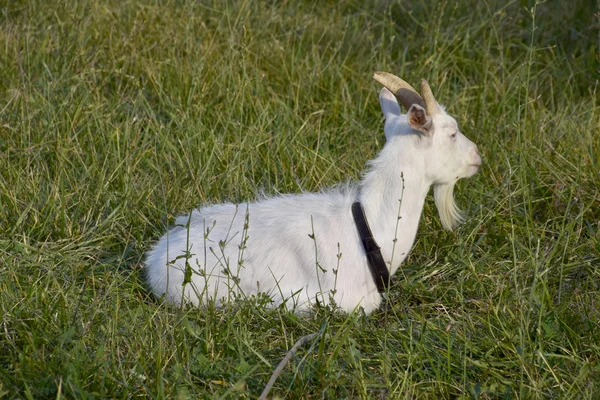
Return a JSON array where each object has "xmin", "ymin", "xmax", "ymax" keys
[{"xmin": 145, "ymin": 72, "xmax": 481, "ymax": 314}]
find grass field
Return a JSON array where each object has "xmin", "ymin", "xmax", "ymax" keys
[{"xmin": 1, "ymin": 0, "xmax": 599, "ymax": 398}]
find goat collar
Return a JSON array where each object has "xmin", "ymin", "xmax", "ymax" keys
[{"xmin": 351, "ymin": 202, "xmax": 391, "ymax": 293}]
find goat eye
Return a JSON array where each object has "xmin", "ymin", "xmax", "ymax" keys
[{"xmin": 450, "ymin": 132, "xmax": 457, "ymax": 139}]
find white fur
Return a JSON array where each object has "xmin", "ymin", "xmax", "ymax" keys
[{"xmin": 145, "ymin": 87, "xmax": 481, "ymax": 314}]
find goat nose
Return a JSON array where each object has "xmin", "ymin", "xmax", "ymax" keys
[{"xmin": 470, "ymin": 146, "xmax": 482, "ymax": 166}]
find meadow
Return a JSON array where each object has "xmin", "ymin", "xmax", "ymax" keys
[{"xmin": 1, "ymin": 0, "xmax": 599, "ymax": 398}]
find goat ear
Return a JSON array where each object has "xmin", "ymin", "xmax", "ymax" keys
[
  {"xmin": 407, "ymin": 104, "xmax": 432, "ymax": 133},
  {"xmin": 379, "ymin": 88, "xmax": 401, "ymax": 118},
  {"xmin": 380, "ymin": 88, "xmax": 402, "ymax": 141}
]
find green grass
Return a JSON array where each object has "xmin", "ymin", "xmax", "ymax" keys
[{"xmin": 1, "ymin": 0, "xmax": 599, "ymax": 398}]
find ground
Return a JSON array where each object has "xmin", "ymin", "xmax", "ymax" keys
[{"xmin": 1, "ymin": 0, "xmax": 599, "ymax": 398}]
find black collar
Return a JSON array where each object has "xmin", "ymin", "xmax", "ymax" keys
[{"xmin": 351, "ymin": 202, "xmax": 391, "ymax": 293}]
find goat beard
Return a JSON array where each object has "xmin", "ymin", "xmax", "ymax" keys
[{"xmin": 433, "ymin": 182, "xmax": 464, "ymax": 231}]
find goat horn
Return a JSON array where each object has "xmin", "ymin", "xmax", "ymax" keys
[
  {"xmin": 420, "ymin": 79, "xmax": 441, "ymax": 116},
  {"xmin": 373, "ymin": 72, "xmax": 426, "ymax": 112}
]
